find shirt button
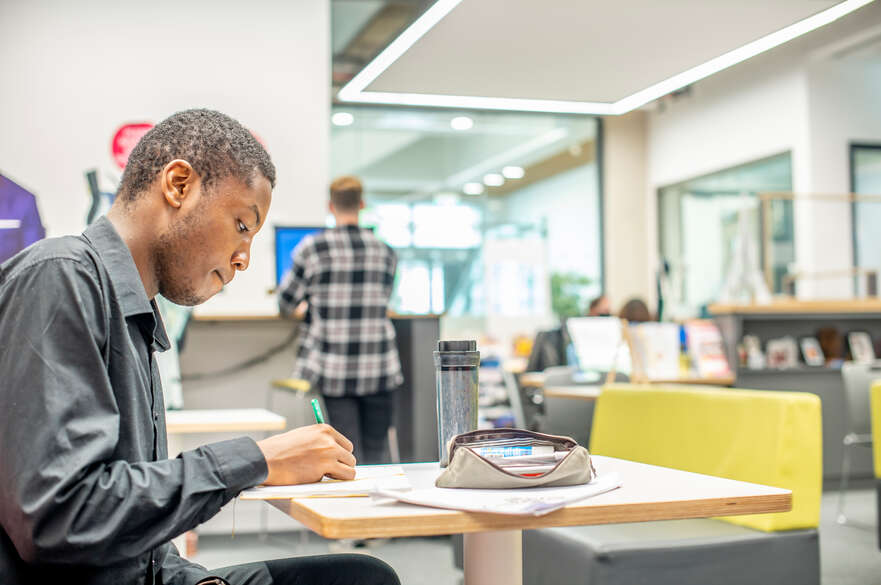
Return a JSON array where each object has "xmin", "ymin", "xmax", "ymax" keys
[{"xmin": 153, "ymin": 411, "xmax": 158, "ymax": 421}]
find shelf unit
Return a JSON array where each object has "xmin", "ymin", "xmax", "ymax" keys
[
  {"xmin": 735, "ymin": 366, "xmax": 837, "ymax": 375},
  {"xmin": 712, "ymin": 300, "xmax": 881, "ymax": 482}
]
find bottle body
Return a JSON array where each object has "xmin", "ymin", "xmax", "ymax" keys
[{"xmin": 434, "ymin": 340, "xmax": 480, "ymax": 467}]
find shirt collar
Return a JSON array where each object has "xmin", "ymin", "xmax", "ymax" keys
[
  {"xmin": 335, "ymin": 224, "xmax": 372, "ymax": 232},
  {"xmin": 82, "ymin": 216, "xmax": 170, "ymax": 351}
]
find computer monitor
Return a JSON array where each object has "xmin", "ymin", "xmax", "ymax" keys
[{"xmin": 274, "ymin": 225, "xmax": 323, "ymax": 285}]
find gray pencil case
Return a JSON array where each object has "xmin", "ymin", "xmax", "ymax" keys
[{"xmin": 435, "ymin": 429, "xmax": 596, "ymax": 489}]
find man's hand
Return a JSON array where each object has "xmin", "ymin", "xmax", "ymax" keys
[{"xmin": 256, "ymin": 424, "xmax": 356, "ymax": 485}]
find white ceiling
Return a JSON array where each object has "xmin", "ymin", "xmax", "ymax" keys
[
  {"xmin": 346, "ymin": 0, "xmax": 876, "ymax": 112},
  {"xmin": 330, "ymin": 108, "xmax": 596, "ymax": 198}
]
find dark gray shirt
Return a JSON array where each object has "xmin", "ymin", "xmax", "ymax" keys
[{"xmin": 0, "ymin": 217, "xmax": 268, "ymax": 584}]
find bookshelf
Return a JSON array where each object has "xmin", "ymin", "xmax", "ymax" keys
[{"xmin": 712, "ymin": 301, "xmax": 881, "ymax": 481}]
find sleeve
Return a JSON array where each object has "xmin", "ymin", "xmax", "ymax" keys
[
  {"xmin": 159, "ymin": 542, "xmax": 229, "ymax": 585},
  {"xmin": 385, "ymin": 246, "xmax": 398, "ymax": 291},
  {"xmin": 19, "ymin": 194, "xmax": 45, "ymax": 247},
  {"xmin": 0, "ymin": 259, "xmax": 268, "ymax": 566},
  {"xmin": 278, "ymin": 242, "xmax": 311, "ymax": 316}
]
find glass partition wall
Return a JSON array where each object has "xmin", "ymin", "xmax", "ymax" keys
[
  {"xmin": 330, "ymin": 105, "xmax": 602, "ymax": 342},
  {"xmin": 658, "ymin": 153, "xmax": 794, "ymax": 316},
  {"xmin": 851, "ymin": 144, "xmax": 881, "ymax": 281}
]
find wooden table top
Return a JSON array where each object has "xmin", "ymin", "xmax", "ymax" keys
[
  {"xmin": 519, "ymin": 372, "xmax": 546, "ymax": 387},
  {"xmin": 165, "ymin": 408, "xmax": 287, "ymax": 434},
  {"xmin": 521, "ymin": 373, "xmax": 733, "ymax": 390},
  {"xmin": 267, "ymin": 456, "xmax": 791, "ymax": 539},
  {"xmin": 543, "ymin": 385, "xmax": 601, "ymax": 400}
]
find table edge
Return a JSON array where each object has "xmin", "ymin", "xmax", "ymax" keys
[{"xmin": 269, "ymin": 492, "xmax": 791, "ymax": 539}]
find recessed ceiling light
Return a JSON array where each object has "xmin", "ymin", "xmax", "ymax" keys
[
  {"xmin": 331, "ymin": 112, "xmax": 354, "ymax": 126},
  {"xmin": 502, "ymin": 166, "xmax": 525, "ymax": 179},
  {"xmin": 463, "ymin": 182, "xmax": 484, "ymax": 195},
  {"xmin": 434, "ymin": 192, "xmax": 460, "ymax": 206},
  {"xmin": 337, "ymin": 0, "xmax": 875, "ymax": 115},
  {"xmin": 483, "ymin": 173, "xmax": 504, "ymax": 187},
  {"xmin": 450, "ymin": 116, "xmax": 473, "ymax": 131}
]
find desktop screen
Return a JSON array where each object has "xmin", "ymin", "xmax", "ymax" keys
[{"xmin": 274, "ymin": 225, "xmax": 323, "ymax": 285}]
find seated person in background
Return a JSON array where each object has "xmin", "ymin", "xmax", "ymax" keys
[
  {"xmin": 0, "ymin": 109, "xmax": 398, "ymax": 585},
  {"xmin": 278, "ymin": 176, "xmax": 403, "ymax": 465},
  {"xmin": 587, "ymin": 294, "xmax": 611, "ymax": 317},
  {"xmin": 619, "ymin": 297, "xmax": 654, "ymax": 323}
]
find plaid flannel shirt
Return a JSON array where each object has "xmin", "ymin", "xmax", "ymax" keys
[{"xmin": 278, "ymin": 225, "xmax": 403, "ymax": 397}]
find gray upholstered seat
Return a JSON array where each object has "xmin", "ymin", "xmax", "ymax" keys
[{"xmin": 523, "ymin": 519, "xmax": 819, "ymax": 585}]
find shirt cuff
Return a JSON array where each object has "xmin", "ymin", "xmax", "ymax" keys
[{"xmin": 204, "ymin": 437, "xmax": 269, "ymax": 497}]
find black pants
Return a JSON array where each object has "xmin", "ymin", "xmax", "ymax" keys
[
  {"xmin": 214, "ymin": 553, "xmax": 400, "ymax": 585},
  {"xmin": 323, "ymin": 391, "xmax": 395, "ymax": 464}
]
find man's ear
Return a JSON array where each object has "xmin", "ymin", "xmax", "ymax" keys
[
  {"xmin": 328, "ymin": 201, "xmax": 335, "ymax": 214},
  {"xmin": 160, "ymin": 159, "xmax": 197, "ymax": 209},
  {"xmin": 358, "ymin": 200, "xmax": 366, "ymax": 211}
]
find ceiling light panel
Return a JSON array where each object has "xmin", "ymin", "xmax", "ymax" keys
[
  {"xmin": 502, "ymin": 166, "xmax": 524, "ymax": 179},
  {"xmin": 483, "ymin": 173, "xmax": 504, "ymax": 187},
  {"xmin": 338, "ymin": 0, "xmax": 874, "ymax": 115},
  {"xmin": 463, "ymin": 182, "xmax": 485, "ymax": 195},
  {"xmin": 450, "ymin": 115, "xmax": 474, "ymax": 130},
  {"xmin": 332, "ymin": 112, "xmax": 354, "ymax": 126}
]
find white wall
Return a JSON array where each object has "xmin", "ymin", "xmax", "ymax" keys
[
  {"xmin": 647, "ymin": 61, "xmax": 810, "ymax": 192},
  {"xmin": 643, "ymin": 2, "xmax": 881, "ymax": 300},
  {"xmin": 0, "ymin": 0, "xmax": 330, "ymax": 316},
  {"xmin": 803, "ymin": 58, "xmax": 881, "ymax": 296}
]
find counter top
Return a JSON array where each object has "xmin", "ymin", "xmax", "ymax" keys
[{"xmin": 709, "ymin": 299, "xmax": 881, "ymax": 315}]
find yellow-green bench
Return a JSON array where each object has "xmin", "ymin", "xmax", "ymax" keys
[
  {"xmin": 524, "ymin": 383, "xmax": 822, "ymax": 585},
  {"xmin": 869, "ymin": 381, "xmax": 881, "ymax": 548}
]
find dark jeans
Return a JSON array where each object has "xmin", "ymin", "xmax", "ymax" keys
[
  {"xmin": 214, "ymin": 553, "xmax": 400, "ymax": 585},
  {"xmin": 323, "ymin": 391, "xmax": 395, "ymax": 464}
]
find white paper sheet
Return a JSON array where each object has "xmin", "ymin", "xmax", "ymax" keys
[
  {"xmin": 372, "ymin": 472, "xmax": 622, "ymax": 516},
  {"xmin": 240, "ymin": 465, "xmax": 410, "ymax": 499},
  {"xmin": 566, "ymin": 317, "xmax": 631, "ymax": 374}
]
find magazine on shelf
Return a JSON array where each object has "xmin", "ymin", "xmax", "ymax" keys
[
  {"xmin": 629, "ymin": 322, "xmax": 681, "ymax": 380},
  {"xmin": 684, "ymin": 320, "xmax": 732, "ymax": 378}
]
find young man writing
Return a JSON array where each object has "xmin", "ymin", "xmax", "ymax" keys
[{"xmin": 0, "ymin": 110, "xmax": 399, "ymax": 585}]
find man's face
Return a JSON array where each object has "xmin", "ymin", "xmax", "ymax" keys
[{"xmin": 154, "ymin": 174, "xmax": 272, "ymax": 306}]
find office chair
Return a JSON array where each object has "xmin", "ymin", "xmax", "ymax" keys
[
  {"xmin": 837, "ymin": 361, "xmax": 881, "ymax": 524},
  {"xmin": 268, "ymin": 377, "xmax": 312, "ymax": 426}
]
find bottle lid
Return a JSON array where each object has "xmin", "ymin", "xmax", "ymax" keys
[{"xmin": 437, "ymin": 340, "xmax": 477, "ymax": 352}]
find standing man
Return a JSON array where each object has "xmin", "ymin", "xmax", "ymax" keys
[
  {"xmin": 0, "ymin": 110, "xmax": 399, "ymax": 585},
  {"xmin": 278, "ymin": 176, "xmax": 402, "ymax": 464}
]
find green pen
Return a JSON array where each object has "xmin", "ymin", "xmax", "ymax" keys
[{"xmin": 311, "ymin": 398, "xmax": 325, "ymax": 424}]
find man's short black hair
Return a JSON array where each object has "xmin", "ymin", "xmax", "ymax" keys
[{"xmin": 117, "ymin": 109, "xmax": 276, "ymax": 201}]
